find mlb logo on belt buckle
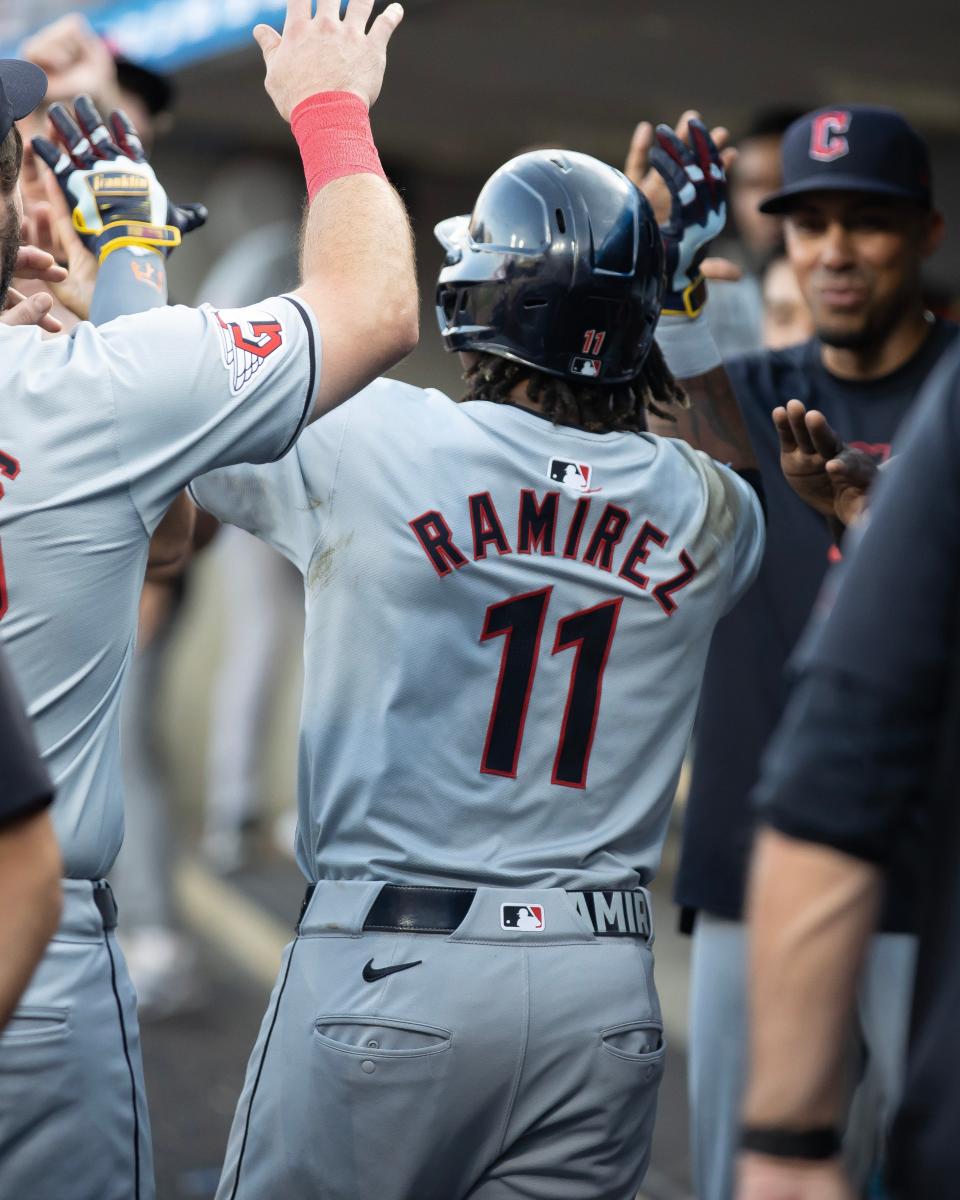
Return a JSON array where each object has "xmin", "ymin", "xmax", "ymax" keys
[{"xmin": 501, "ymin": 904, "xmax": 545, "ymax": 931}]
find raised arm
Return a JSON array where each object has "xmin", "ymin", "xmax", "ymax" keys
[
  {"xmin": 256, "ymin": 0, "xmax": 418, "ymax": 418},
  {"xmin": 629, "ymin": 113, "xmax": 757, "ymax": 472}
]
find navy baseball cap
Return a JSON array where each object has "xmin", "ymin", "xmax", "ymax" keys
[
  {"xmin": 759, "ymin": 105, "xmax": 932, "ymax": 214},
  {"xmin": 0, "ymin": 59, "xmax": 48, "ymax": 143}
]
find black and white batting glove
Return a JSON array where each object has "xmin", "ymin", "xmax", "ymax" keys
[
  {"xmin": 649, "ymin": 118, "xmax": 726, "ymax": 319},
  {"xmin": 32, "ymin": 96, "xmax": 207, "ymax": 264}
]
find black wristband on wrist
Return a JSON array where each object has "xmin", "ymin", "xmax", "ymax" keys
[{"xmin": 740, "ymin": 1126, "xmax": 841, "ymax": 1160}]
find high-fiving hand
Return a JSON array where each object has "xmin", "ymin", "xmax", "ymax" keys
[
  {"xmin": 773, "ymin": 399, "xmax": 879, "ymax": 527},
  {"xmin": 626, "ymin": 111, "xmax": 743, "ymax": 293},
  {"xmin": 32, "ymin": 97, "xmax": 206, "ymax": 263},
  {"xmin": 254, "ymin": 0, "xmax": 405, "ymax": 122}
]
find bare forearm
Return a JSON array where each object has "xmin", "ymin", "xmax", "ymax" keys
[
  {"xmin": 0, "ymin": 811, "xmax": 62, "ymax": 1028},
  {"xmin": 649, "ymin": 363, "xmax": 757, "ymax": 470},
  {"xmin": 295, "ymin": 171, "xmax": 417, "ymax": 415},
  {"xmin": 744, "ymin": 828, "xmax": 882, "ymax": 1128}
]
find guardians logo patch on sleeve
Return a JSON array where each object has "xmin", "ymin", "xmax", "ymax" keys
[{"xmin": 207, "ymin": 305, "xmax": 286, "ymax": 394}]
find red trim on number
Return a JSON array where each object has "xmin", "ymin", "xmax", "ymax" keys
[
  {"xmin": 479, "ymin": 586, "xmax": 552, "ymax": 778},
  {"xmin": 408, "ymin": 509, "xmax": 467, "ymax": 577},
  {"xmin": 652, "ymin": 549, "xmax": 699, "ymax": 615},
  {"xmin": 549, "ymin": 597, "xmax": 622, "ymax": 789},
  {"xmin": 517, "ymin": 489, "xmax": 559, "ymax": 556},
  {"xmin": 562, "ymin": 497, "xmax": 592, "ymax": 559},
  {"xmin": 619, "ymin": 519, "xmax": 669, "ymax": 590},
  {"xmin": 0, "ymin": 451, "xmax": 20, "ymax": 498},
  {"xmin": 469, "ymin": 491, "xmax": 512, "ymax": 560}
]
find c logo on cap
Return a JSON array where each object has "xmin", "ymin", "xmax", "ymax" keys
[{"xmin": 810, "ymin": 111, "xmax": 851, "ymax": 162}]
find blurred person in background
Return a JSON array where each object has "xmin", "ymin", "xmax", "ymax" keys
[
  {"xmin": 762, "ymin": 252, "xmax": 814, "ymax": 349},
  {"xmin": 667, "ymin": 104, "xmax": 956, "ymax": 1200},
  {"xmin": 196, "ymin": 160, "xmax": 305, "ymax": 875},
  {"xmin": 738, "ymin": 343, "xmax": 960, "ymax": 1200}
]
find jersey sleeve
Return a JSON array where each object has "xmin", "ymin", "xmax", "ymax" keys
[
  {"xmin": 90, "ymin": 294, "xmax": 319, "ymax": 532},
  {"xmin": 189, "ymin": 395, "xmax": 353, "ymax": 572},
  {"xmin": 695, "ymin": 452, "xmax": 766, "ymax": 610}
]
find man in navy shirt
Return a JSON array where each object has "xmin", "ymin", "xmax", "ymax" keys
[
  {"xmin": 739, "ymin": 344, "xmax": 960, "ymax": 1200},
  {"xmin": 671, "ymin": 105, "xmax": 957, "ymax": 1199}
]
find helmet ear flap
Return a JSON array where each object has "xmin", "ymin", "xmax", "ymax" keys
[{"xmin": 434, "ymin": 215, "xmax": 470, "ymax": 264}]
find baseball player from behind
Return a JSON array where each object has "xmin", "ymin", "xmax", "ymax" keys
[
  {"xmin": 192, "ymin": 120, "xmax": 764, "ymax": 1200},
  {"xmin": 0, "ymin": 4, "xmax": 414, "ymax": 1198}
]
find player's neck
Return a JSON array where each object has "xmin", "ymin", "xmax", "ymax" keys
[
  {"xmin": 505, "ymin": 380, "xmax": 595, "ymax": 430},
  {"xmin": 506, "ymin": 380, "xmax": 548, "ymax": 419},
  {"xmin": 819, "ymin": 308, "xmax": 933, "ymax": 382}
]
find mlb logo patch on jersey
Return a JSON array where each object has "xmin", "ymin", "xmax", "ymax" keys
[
  {"xmin": 207, "ymin": 305, "xmax": 286, "ymax": 395},
  {"xmin": 501, "ymin": 904, "xmax": 545, "ymax": 931},
  {"xmin": 549, "ymin": 458, "xmax": 597, "ymax": 493}
]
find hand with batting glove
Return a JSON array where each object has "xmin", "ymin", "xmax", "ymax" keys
[
  {"xmin": 32, "ymin": 96, "xmax": 206, "ymax": 264},
  {"xmin": 648, "ymin": 117, "xmax": 727, "ymax": 319}
]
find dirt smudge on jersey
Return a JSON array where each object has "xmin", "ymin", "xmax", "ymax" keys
[{"xmin": 308, "ymin": 533, "xmax": 354, "ymax": 591}]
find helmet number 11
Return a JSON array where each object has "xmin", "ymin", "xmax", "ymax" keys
[{"xmin": 479, "ymin": 586, "xmax": 621, "ymax": 789}]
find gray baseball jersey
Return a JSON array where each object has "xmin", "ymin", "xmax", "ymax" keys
[
  {"xmin": 191, "ymin": 378, "xmax": 764, "ymax": 892},
  {"xmin": 0, "ymin": 296, "xmax": 318, "ymax": 877}
]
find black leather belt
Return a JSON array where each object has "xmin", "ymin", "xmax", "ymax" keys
[{"xmin": 299, "ymin": 883, "xmax": 651, "ymax": 939}]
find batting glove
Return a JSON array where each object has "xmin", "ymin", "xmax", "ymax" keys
[
  {"xmin": 649, "ymin": 119, "xmax": 726, "ymax": 319},
  {"xmin": 33, "ymin": 96, "xmax": 207, "ymax": 264}
]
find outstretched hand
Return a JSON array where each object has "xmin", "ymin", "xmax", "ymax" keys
[
  {"xmin": 32, "ymin": 97, "xmax": 206, "ymax": 263},
  {"xmin": 625, "ymin": 110, "xmax": 741, "ymax": 284},
  {"xmin": 255, "ymin": 0, "xmax": 405, "ymax": 121},
  {"xmin": 773, "ymin": 400, "xmax": 878, "ymax": 526}
]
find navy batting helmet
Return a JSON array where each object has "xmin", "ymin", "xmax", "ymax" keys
[{"xmin": 435, "ymin": 150, "xmax": 664, "ymax": 385}]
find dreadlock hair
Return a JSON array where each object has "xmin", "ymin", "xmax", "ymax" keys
[{"xmin": 462, "ymin": 339, "xmax": 688, "ymax": 434}]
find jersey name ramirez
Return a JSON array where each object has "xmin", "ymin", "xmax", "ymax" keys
[{"xmin": 409, "ymin": 490, "xmax": 698, "ymax": 616}]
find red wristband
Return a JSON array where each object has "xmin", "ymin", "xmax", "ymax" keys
[{"xmin": 291, "ymin": 91, "xmax": 387, "ymax": 201}]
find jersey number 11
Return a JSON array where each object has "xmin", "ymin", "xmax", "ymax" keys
[{"xmin": 479, "ymin": 586, "xmax": 620, "ymax": 789}]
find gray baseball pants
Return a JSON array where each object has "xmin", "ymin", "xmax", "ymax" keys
[
  {"xmin": 217, "ymin": 880, "xmax": 666, "ymax": 1200},
  {"xmin": 688, "ymin": 912, "xmax": 917, "ymax": 1200},
  {"xmin": 0, "ymin": 879, "xmax": 154, "ymax": 1200}
]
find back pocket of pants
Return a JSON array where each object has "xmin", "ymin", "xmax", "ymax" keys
[
  {"xmin": 314, "ymin": 1014, "xmax": 451, "ymax": 1058},
  {"xmin": 2, "ymin": 1007, "xmax": 69, "ymax": 1046},
  {"xmin": 600, "ymin": 1021, "xmax": 665, "ymax": 1064}
]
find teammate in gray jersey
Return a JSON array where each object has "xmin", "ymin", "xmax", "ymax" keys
[
  {"xmin": 0, "ymin": 3, "xmax": 415, "ymax": 1196},
  {"xmin": 191, "ymin": 117, "xmax": 764, "ymax": 1200}
]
